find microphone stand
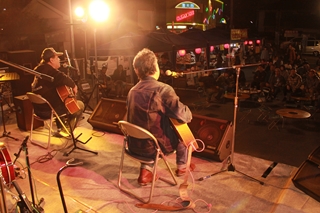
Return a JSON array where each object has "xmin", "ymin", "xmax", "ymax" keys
[
  {"xmin": 197, "ymin": 67, "xmax": 264, "ymax": 185},
  {"xmin": 13, "ymin": 136, "xmax": 44, "ymax": 212}
]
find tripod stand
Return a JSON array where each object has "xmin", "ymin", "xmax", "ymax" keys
[
  {"xmin": 198, "ymin": 67, "xmax": 264, "ymax": 185},
  {"xmin": 81, "ymin": 81, "xmax": 100, "ymax": 112},
  {"xmin": 0, "ymin": 88, "xmax": 18, "ymax": 141}
]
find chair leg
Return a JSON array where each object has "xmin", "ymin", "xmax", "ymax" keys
[
  {"xmin": 118, "ymin": 149, "xmax": 177, "ymax": 204},
  {"xmin": 158, "ymin": 154, "xmax": 178, "ymax": 186},
  {"xmin": 30, "ymin": 112, "xmax": 53, "ymax": 149}
]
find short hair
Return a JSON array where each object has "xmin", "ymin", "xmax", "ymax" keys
[{"xmin": 133, "ymin": 48, "xmax": 158, "ymax": 79}]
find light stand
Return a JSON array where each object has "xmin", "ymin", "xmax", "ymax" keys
[{"xmin": 198, "ymin": 67, "xmax": 264, "ymax": 185}]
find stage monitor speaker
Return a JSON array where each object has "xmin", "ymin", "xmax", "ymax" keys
[
  {"xmin": 292, "ymin": 146, "xmax": 320, "ymax": 202},
  {"xmin": 88, "ymin": 98, "xmax": 126, "ymax": 134},
  {"xmin": 188, "ymin": 114, "xmax": 233, "ymax": 162},
  {"xmin": 13, "ymin": 95, "xmax": 44, "ymax": 131}
]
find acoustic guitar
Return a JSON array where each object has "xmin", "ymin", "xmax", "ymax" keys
[
  {"xmin": 56, "ymin": 85, "xmax": 80, "ymax": 114},
  {"xmin": 56, "ymin": 50, "xmax": 80, "ymax": 114},
  {"xmin": 169, "ymin": 118, "xmax": 199, "ymax": 150}
]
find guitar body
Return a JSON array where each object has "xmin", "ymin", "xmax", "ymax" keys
[
  {"xmin": 169, "ymin": 118, "xmax": 199, "ymax": 150},
  {"xmin": 56, "ymin": 86, "xmax": 80, "ymax": 114},
  {"xmin": 0, "ymin": 142, "xmax": 15, "ymax": 185}
]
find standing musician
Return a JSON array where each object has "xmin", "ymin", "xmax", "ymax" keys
[
  {"xmin": 31, "ymin": 47, "xmax": 84, "ymax": 135},
  {"xmin": 126, "ymin": 48, "xmax": 195, "ymax": 186}
]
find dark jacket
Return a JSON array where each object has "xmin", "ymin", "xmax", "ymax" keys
[
  {"xmin": 32, "ymin": 63, "xmax": 75, "ymax": 116},
  {"xmin": 126, "ymin": 76, "xmax": 192, "ymax": 157}
]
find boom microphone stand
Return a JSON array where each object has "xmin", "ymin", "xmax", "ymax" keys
[{"xmin": 198, "ymin": 67, "xmax": 264, "ymax": 185}]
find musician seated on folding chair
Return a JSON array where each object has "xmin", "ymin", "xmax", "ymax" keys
[
  {"xmin": 31, "ymin": 47, "xmax": 84, "ymax": 136},
  {"xmin": 127, "ymin": 48, "xmax": 195, "ymax": 186}
]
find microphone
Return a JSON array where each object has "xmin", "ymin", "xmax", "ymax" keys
[
  {"xmin": 62, "ymin": 63, "xmax": 78, "ymax": 70},
  {"xmin": 165, "ymin": 70, "xmax": 183, "ymax": 78}
]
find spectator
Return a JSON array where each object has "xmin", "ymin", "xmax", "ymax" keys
[
  {"xmin": 198, "ymin": 72, "xmax": 217, "ymax": 103},
  {"xmin": 98, "ymin": 65, "xmax": 112, "ymax": 98},
  {"xmin": 266, "ymin": 68, "xmax": 286, "ymax": 100},
  {"xmin": 285, "ymin": 68, "xmax": 303, "ymax": 100},
  {"xmin": 158, "ymin": 53, "xmax": 173, "ymax": 85},
  {"xmin": 287, "ymin": 44, "xmax": 296, "ymax": 65},
  {"xmin": 279, "ymin": 64, "xmax": 289, "ymax": 81},
  {"xmin": 251, "ymin": 65, "xmax": 266, "ymax": 90},
  {"xmin": 297, "ymin": 62, "xmax": 310, "ymax": 83},
  {"xmin": 303, "ymin": 69, "xmax": 319, "ymax": 96},
  {"xmin": 112, "ymin": 65, "xmax": 127, "ymax": 98},
  {"xmin": 215, "ymin": 70, "xmax": 235, "ymax": 100},
  {"xmin": 215, "ymin": 52, "xmax": 223, "ymax": 68},
  {"xmin": 293, "ymin": 54, "xmax": 303, "ymax": 68},
  {"xmin": 260, "ymin": 47, "xmax": 269, "ymax": 62}
]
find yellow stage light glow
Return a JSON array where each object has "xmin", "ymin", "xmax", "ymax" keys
[
  {"xmin": 74, "ymin": 6, "xmax": 85, "ymax": 18},
  {"xmin": 89, "ymin": 0, "xmax": 110, "ymax": 23}
]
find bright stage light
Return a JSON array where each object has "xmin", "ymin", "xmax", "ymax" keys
[
  {"xmin": 75, "ymin": 6, "xmax": 85, "ymax": 18},
  {"xmin": 89, "ymin": 0, "xmax": 110, "ymax": 23}
]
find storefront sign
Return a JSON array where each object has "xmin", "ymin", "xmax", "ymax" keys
[
  {"xmin": 231, "ymin": 29, "xmax": 248, "ymax": 40},
  {"xmin": 175, "ymin": 1, "xmax": 200, "ymax": 9},
  {"xmin": 176, "ymin": 10, "xmax": 195, "ymax": 22}
]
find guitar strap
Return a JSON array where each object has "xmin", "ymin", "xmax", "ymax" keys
[{"xmin": 136, "ymin": 144, "xmax": 195, "ymax": 211}]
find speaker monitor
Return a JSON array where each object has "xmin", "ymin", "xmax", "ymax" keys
[
  {"xmin": 13, "ymin": 95, "xmax": 44, "ymax": 131},
  {"xmin": 88, "ymin": 98, "xmax": 126, "ymax": 134},
  {"xmin": 292, "ymin": 146, "xmax": 320, "ymax": 202},
  {"xmin": 188, "ymin": 114, "xmax": 233, "ymax": 162}
]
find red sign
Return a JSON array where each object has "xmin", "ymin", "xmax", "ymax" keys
[{"xmin": 176, "ymin": 10, "xmax": 195, "ymax": 22}]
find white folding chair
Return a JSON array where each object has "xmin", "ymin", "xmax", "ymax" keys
[
  {"xmin": 117, "ymin": 120, "xmax": 178, "ymax": 203},
  {"xmin": 26, "ymin": 92, "xmax": 70, "ymax": 149}
]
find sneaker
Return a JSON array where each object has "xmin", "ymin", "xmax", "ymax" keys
[{"xmin": 175, "ymin": 163, "xmax": 196, "ymax": 177}]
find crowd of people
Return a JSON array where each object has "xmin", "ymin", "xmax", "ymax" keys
[{"xmin": 183, "ymin": 42, "xmax": 320, "ymax": 106}]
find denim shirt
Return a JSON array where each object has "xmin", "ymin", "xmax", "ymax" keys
[{"xmin": 127, "ymin": 76, "xmax": 192, "ymax": 156}]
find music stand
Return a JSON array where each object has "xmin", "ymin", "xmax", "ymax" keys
[{"xmin": 198, "ymin": 67, "xmax": 264, "ymax": 185}]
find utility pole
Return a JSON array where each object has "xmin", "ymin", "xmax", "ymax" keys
[{"xmin": 68, "ymin": 0, "xmax": 76, "ymax": 59}]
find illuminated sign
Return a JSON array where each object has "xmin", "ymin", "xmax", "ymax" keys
[
  {"xmin": 176, "ymin": 10, "xmax": 195, "ymax": 22},
  {"xmin": 175, "ymin": 1, "xmax": 200, "ymax": 9},
  {"xmin": 231, "ymin": 29, "xmax": 248, "ymax": 40}
]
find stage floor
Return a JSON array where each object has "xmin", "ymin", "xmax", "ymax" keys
[{"xmin": 1, "ymin": 111, "xmax": 319, "ymax": 213}]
